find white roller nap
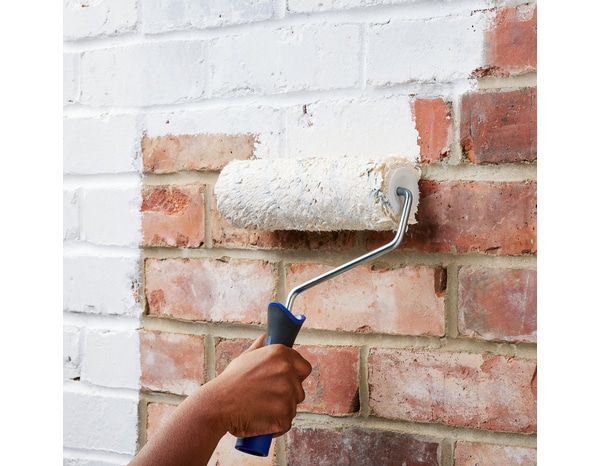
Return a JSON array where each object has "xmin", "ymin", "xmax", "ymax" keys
[{"xmin": 215, "ymin": 156, "xmax": 420, "ymax": 232}]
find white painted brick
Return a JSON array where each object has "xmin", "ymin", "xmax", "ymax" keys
[
  {"xmin": 81, "ymin": 41, "xmax": 206, "ymax": 107},
  {"xmin": 289, "ymin": 0, "xmax": 494, "ymax": 14},
  {"xmin": 64, "ymin": 455, "xmax": 131, "ymax": 466},
  {"xmin": 142, "ymin": 0, "xmax": 274, "ymax": 33},
  {"xmin": 63, "ymin": 390, "xmax": 138, "ymax": 455},
  {"xmin": 63, "ymin": 52, "xmax": 80, "ymax": 106},
  {"xmin": 366, "ymin": 12, "xmax": 491, "ymax": 85},
  {"xmin": 64, "ymin": 326, "xmax": 82, "ymax": 380},
  {"xmin": 82, "ymin": 186, "xmax": 141, "ymax": 247},
  {"xmin": 63, "ymin": 256, "xmax": 141, "ymax": 316},
  {"xmin": 63, "ymin": 0, "xmax": 138, "ymax": 40},
  {"xmin": 81, "ymin": 329, "xmax": 140, "ymax": 389},
  {"xmin": 286, "ymin": 97, "xmax": 419, "ymax": 160},
  {"xmin": 63, "ymin": 115, "xmax": 142, "ymax": 175},
  {"xmin": 64, "ymin": 189, "xmax": 80, "ymax": 241},
  {"xmin": 143, "ymin": 105, "xmax": 283, "ymax": 158},
  {"xmin": 210, "ymin": 23, "xmax": 361, "ymax": 96}
]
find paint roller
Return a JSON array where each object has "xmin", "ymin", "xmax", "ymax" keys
[{"xmin": 214, "ymin": 156, "xmax": 420, "ymax": 457}]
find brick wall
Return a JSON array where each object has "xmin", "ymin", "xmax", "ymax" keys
[{"xmin": 63, "ymin": 1, "xmax": 536, "ymax": 464}]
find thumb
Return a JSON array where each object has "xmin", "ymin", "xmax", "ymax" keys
[{"xmin": 245, "ymin": 333, "xmax": 267, "ymax": 353}]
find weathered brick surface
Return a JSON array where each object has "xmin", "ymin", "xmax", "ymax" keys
[
  {"xmin": 369, "ymin": 349, "xmax": 537, "ymax": 433},
  {"xmin": 482, "ymin": 5, "xmax": 537, "ymax": 77},
  {"xmin": 370, "ymin": 180, "xmax": 536, "ymax": 255},
  {"xmin": 287, "ymin": 264, "xmax": 446, "ymax": 336},
  {"xmin": 145, "ymin": 258, "xmax": 277, "ymax": 324},
  {"xmin": 295, "ymin": 345, "xmax": 360, "ymax": 415},
  {"xmin": 288, "ymin": 427, "xmax": 440, "ymax": 466},
  {"xmin": 454, "ymin": 441, "xmax": 537, "ymax": 466},
  {"xmin": 215, "ymin": 340, "xmax": 360, "ymax": 415},
  {"xmin": 141, "ymin": 184, "xmax": 205, "ymax": 247},
  {"xmin": 460, "ymin": 88, "xmax": 537, "ymax": 163},
  {"xmin": 142, "ymin": 133, "xmax": 255, "ymax": 173},
  {"xmin": 459, "ymin": 266, "xmax": 537, "ymax": 343},
  {"xmin": 146, "ymin": 402, "xmax": 177, "ymax": 440},
  {"xmin": 413, "ymin": 97, "xmax": 452, "ymax": 163},
  {"xmin": 212, "ymin": 193, "xmax": 357, "ymax": 250},
  {"xmin": 140, "ymin": 330, "xmax": 205, "ymax": 396}
]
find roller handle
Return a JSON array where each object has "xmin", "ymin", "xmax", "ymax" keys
[{"xmin": 234, "ymin": 302, "xmax": 306, "ymax": 457}]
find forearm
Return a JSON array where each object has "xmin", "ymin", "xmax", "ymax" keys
[{"xmin": 130, "ymin": 382, "xmax": 227, "ymax": 466}]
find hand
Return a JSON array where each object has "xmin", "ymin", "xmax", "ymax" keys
[
  {"xmin": 204, "ymin": 334, "xmax": 312, "ymax": 438},
  {"xmin": 129, "ymin": 334, "xmax": 312, "ymax": 466}
]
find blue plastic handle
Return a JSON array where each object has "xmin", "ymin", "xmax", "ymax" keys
[{"xmin": 235, "ymin": 302, "xmax": 306, "ymax": 457}]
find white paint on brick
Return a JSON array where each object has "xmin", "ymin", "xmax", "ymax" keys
[
  {"xmin": 63, "ymin": 52, "xmax": 80, "ymax": 105},
  {"xmin": 63, "ymin": 0, "xmax": 138, "ymax": 40},
  {"xmin": 82, "ymin": 186, "xmax": 141, "ymax": 246},
  {"xmin": 64, "ymin": 115, "xmax": 142, "ymax": 175},
  {"xmin": 63, "ymin": 389, "xmax": 139, "ymax": 455},
  {"xmin": 81, "ymin": 41, "xmax": 207, "ymax": 107},
  {"xmin": 366, "ymin": 12, "xmax": 492, "ymax": 85},
  {"xmin": 210, "ymin": 23, "xmax": 361, "ymax": 97},
  {"xmin": 144, "ymin": 105, "xmax": 284, "ymax": 159},
  {"xmin": 81, "ymin": 329, "xmax": 141, "ymax": 389},
  {"xmin": 63, "ymin": 189, "xmax": 80, "ymax": 241},
  {"xmin": 64, "ymin": 326, "xmax": 82, "ymax": 381},
  {"xmin": 63, "ymin": 256, "xmax": 141, "ymax": 316},
  {"xmin": 285, "ymin": 97, "xmax": 419, "ymax": 160},
  {"xmin": 142, "ymin": 0, "xmax": 274, "ymax": 33}
]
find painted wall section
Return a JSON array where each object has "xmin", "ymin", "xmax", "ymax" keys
[{"xmin": 64, "ymin": 0, "xmax": 536, "ymax": 464}]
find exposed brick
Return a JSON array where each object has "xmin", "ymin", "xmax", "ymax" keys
[
  {"xmin": 369, "ymin": 349, "xmax": 537, "ymax": 433},
  {"xmin": 141, "ymin": 184, "xmax": 205, "ymax": 248},
  {"xmin": 460, "ymin": 88, "xmax": 537, "ymax": 163},
  {"xmin": 146, "ymin": 402, "xmax": 177, "ymax": 441},
  {"xmin": 413, "ymin": 98, "xmax": 452, "ymax": 163},
  {"xmin": 211, "ymin": 192, "xmax": 357, "ymax": 250},
  {"xmin": 287, "ymin": 264, "xmax": 445, "ymax": 336},
  {"xmin": 214, "ymin": 339, "xmax": 254, "ymax": 376},
  {"xmin": 142, "ymin": 133, "xmax": 255, "ymax": 173},
  {"xmin": 481, "ymin": 5, "xmax": 537, "ymax": 77},
  {"xmin": 459, "ymin": 266, "xmax": 537, "ymax": 343},
  {"xmin": 295, "ymin": 345, "xmax": 360, "ymax": 415},
  {"xmin": 288, "ymin": 427, "xmax": 440, "ymax": 466},
  {"xmin": 145, "ymin": 258, "xmax": 277, "ymax": 324},
  {"xmin": 371, "ymin": 180, "xmax": 536, "ymax": 255},
  {"xmin": 215, "ymin": 340, "xmax": 360, "ymax": 416},
  {"xmin": 454, "ymin": 441, "xmax": 536, "ymax": 466},
  {"xmin": 140, "ymin": 330, "xmax": 205, "ymax": 396}
]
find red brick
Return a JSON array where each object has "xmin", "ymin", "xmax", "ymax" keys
[
  {"xmin": 142, "ymin": 133, "xmax": 255, "ymax": 173},
  {"xmin": 370, "ymin": 180, "xmax": 536, "ymax": 255},
  {"xmin": 459, "ymin": 266, "xmax": 537, "ymax": 343},
  {"xmin": 454, "ymin": 441, "xmax": 536, "ymax": 466},
  {"xmin": 211, "ymin": 193, "xmax": 356, "ymax": 250},
  {"xmin": 141, "ymin": 184, "xmax": 205, "ymax": 248},
  {"xmin": 286, "ymin": 264, "xmax": 445, "ymax": 336},
  {"xmin": 214, "ymin": 339, "xmax": 254, "ymax": 376},
  {"xmin": 413, "ymin": 98, "xmax": 452, "ymax": 163},
  {"xmin": 295, "ymin": 345, "xmax": 360, "ymax": 415},
  {"xmin": 481, "ymin": 5, "xmax": 537, "ymax": 77},
  {"xmin": 288, "ymin": 427, "xmax": 440, "ymax": 466},
  {"xmin": 140, "ymin": 330, "xmax": 205, "ymax": 395},
  {"xmin": 145, "ymin": 258, "xmax": 277, "ymax": 325},
  {"xmin": 146, "ymin": 402, "xmax": 177, "ymax": 440},
  {"xmin": 460, "ymin": 88, "xmax": 537, "ymax": 163},
  {"xmin": 215, "ymin": 340, "xmax": 360, "ymax": 416},
  {"xmin": 369, "ymin": 349, "xmax": 537, "ymax": 433}
]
